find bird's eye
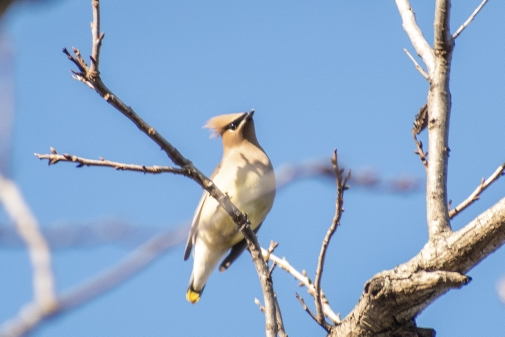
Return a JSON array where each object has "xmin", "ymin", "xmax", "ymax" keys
[{"xmin": 228, "ymin": 122, "xmax": 237, "ymax": 131}]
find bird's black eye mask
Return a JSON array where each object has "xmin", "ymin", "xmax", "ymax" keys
[{"xmin": 225, "ymin": 114, "xmax": 247, "ymax": 131}]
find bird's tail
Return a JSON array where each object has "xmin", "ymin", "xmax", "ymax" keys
[{"xmin": 186, "ymin": 275, "xmax": 205, "ymax": 304}]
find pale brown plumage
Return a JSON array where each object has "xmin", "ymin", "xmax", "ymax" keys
[{"xmin": 184, "ymin": 110, "xmax": 275, "ymax": 303}]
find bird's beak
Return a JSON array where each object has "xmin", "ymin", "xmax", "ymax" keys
[{"xmin": 245, "ymin": 109, "xmax": 255, "ymax": 121}]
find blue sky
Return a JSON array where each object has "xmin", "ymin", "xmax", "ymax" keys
[{"xmin": 1, "ymin": 1, "xmax": 504, "ymax": 336}]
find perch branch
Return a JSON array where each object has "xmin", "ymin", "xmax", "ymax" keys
[
  {"xmin": 452, "ymin": 0, "xmax": 489, "ymax": 39},
  {"xmin": 314, "ymin": 150, "xmax": 350, "ymax": 331},
  {"xmin": 61, "ymin": 1, "xmax": 277, "ymax": 335},
  {"xmin": 449, "ymin": 162, "xmax": 505, "ymax": 218}
]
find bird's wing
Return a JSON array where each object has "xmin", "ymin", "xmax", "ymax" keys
[
  {"xmin": 183, "ymin": 191, "xmax": 208, "ymax": 261},
  {"xmin": 184, "ymin": 163, "xmax": 222, "ymax": 261},
  {"xmin": 218, "ymin": 221, "xmax": 263, "ymax": 272}
]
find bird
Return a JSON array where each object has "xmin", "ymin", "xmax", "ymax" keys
[{"xmin": 184, "ymin": 109, "xmax": 276, "ymax": 304}]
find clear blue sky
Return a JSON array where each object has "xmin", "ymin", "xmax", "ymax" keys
[{"xmin": 1, "ymin": 1, "xmax": 504, "ymax": 336}]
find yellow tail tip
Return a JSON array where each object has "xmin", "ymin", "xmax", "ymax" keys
[{"xmin": 186, "ymin": 289, "xmax": 201, "ymax": 304}]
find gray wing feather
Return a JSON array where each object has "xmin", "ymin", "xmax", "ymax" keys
[
  {"xmin": 183, "ymin": 191, "xmax": 208, "ymax": 260},
  {"xmin": 218, "ymin": 222, "xmax": 263, "ymax": 272}
]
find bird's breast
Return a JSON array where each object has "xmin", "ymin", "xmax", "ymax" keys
[{"xmin": 198, "ymin": 150, "xmax": 275, "ymax": 248}]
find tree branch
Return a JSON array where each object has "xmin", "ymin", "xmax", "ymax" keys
[
  {"xmin": 452, "ymin": 0, "xmax": 489, "ymax": 39},
  {"xmin": 449, "ymin": 162, "xmax": 505, "ymax": 218},
  {"xmin": 61, "ymin": 1, "xmax": 277, "ymax": 335},
  {"xmin": 330, "ymin": 196, "xmax": 505, "ymax": 336},
  {"xmin": 313, "ymin": 150, "xmax": 350, "ymax": 332},
  {"xmin": 0, "ymin": 174, "xmax": 56, "ymax": 311},
  {"xmin": 423, "ymin": 0, "xmax": 453, "ymax": 237},
  {"xmin": 262, "ymin": 249, "xmax": 341, "ymax": 324},
  {"xmin": 403, "ymin": 48, "xmax": 430, "ymax": 80},
  {"xmin": 35, "ymin": 150, "xmax": 187, "ymax": 176},
  {"xmin": 0, "ymin": 226, "xmax": 187, "ymax": 337},
  {"xmin": 395, "ymin": 0, "xmax": 435, "ymax": 75}
]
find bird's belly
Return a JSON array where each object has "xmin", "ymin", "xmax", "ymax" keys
[{"xmin": 199, "ymin": 170, "xmax": 275, "ymax": 248}]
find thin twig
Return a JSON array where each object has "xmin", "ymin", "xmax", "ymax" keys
[
  {"xmin": 313, "ymin": 150, "xmax": 350, "ymax": 331},
  {"xmin": 255, "ymin": 294, "xmax": 288, "ymax": 337},
  {"xmin": 452, "ymin": 0, "xmax": 489, "ymax": 39},
  {"xmin": 403, "ymin": 48, "xmax": 429, "ymax": 80},
  {"xmin": 449, "ymin": 162, "xmax": 505, "ymax": 218},
  {"xmin": 255, "ymin": 298, "xmax": 266, "ymax": 313},
  {"xmin": 262, "ymin": 249, "xmax": 341, "ymax": 324},
  {"xmin": 61, "ymin": 1, "xmax": 277, "ymax": 335},
  {"xmin": 413, "ymin": 135, "xmax": 428, "ymax": 171},
  {"xmin": 35, "ymin": 150, "xmax": 187, "ymax": 176},
  {"xmin": 263, "ymin": 240, "xmax": 279, "ymax": 263},
  {"xmin": 295, "ymin": 293, "xmax": 327, "ymax": 331}
]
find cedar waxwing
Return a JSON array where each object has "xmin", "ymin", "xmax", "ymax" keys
[{"xmin": 184, "ymin": 110, "xmax": 276, "ymax": 304}]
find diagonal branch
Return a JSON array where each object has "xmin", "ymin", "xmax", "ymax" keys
[
  {"xmin": 449, "ymin": 162, "xmax": 505, "ymax": 218},
  {"xmin": 59, "ymin": 1, "xmax": 277, "ymax": 335},
  {"xmin": 0, "ymin": 174, "xmax": 57, "ymax": 337},
  {"xmin": 35, "ymin": 150, "xmax": 187, "ymax": 176},
  {"xmin": 403, "ymin": 48, "xmax": 430, "ymax": 80},
  {"xmin": 452, "ymin": 0, "xmax": 489, "ymax": 39},
  {"xmin": 330, "ymin": 197, "xmax": 505, "ymax": 336},
  {"xmin": 313, "ymin": 150, "xmax": 350, "ymax": 332},
  {"xmin": 395, "ymin": 0, "xmax": 435, "ymax": 75},
  {"xmin": 0, "ymin": 174, "xmax": 56, "ymax": 308},
  {"xmin": 262, "ymin": 248, "xmax": 341, "ymax": 324},
  {"xmin": 0, "ymin": 225, "xmax": 187, "ymax": 337}
]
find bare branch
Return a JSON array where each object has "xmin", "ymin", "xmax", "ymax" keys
[
  {"xmin": 262, "ymin": 249, "xmax": 340, "ymax": 324},
  {"xmin": 255, "ymin": 294, "xmax": 287, "ymax": 337},
  {"xmin": 0, "ymin": 174, "xmax": 56, "ymax": 308},
  {"xmin": 313, "ymin": 150, "xmax": 349, "ymax": 331},
  {"xmin": 35, "ymin": 151, "xmax": 187, "ymax": 176},
  {"xmin": 60, "ymin": 1, "xmax": 277, "ymax": 335},
  {"xmin": 452, "ymin": 0, "xmax": 489, "ymax": 39},
  {"xmin": 0, "ymin": 226, "xmax": 187, "ymax": 337},
  {"xmin": 449, "ymin": 162, "xmax": 505, "ymax": 218},
  {"xmin": 330, "ymin": 197, "xmax": 505, "ymax": 336},
  {"xmin": 395, "ymin": 0, "xmax": 435, "ymax": 75},
  {"xmin": 422, "ymin": 0, "xmax": 453, "ymax": 237},
  {"xmin": 403, "ymin": 48, "xmax": 429, "ymax": 80},
  {"xmin": 295, "ymin": 293, "xmax": 327, "ymax": 332}
]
